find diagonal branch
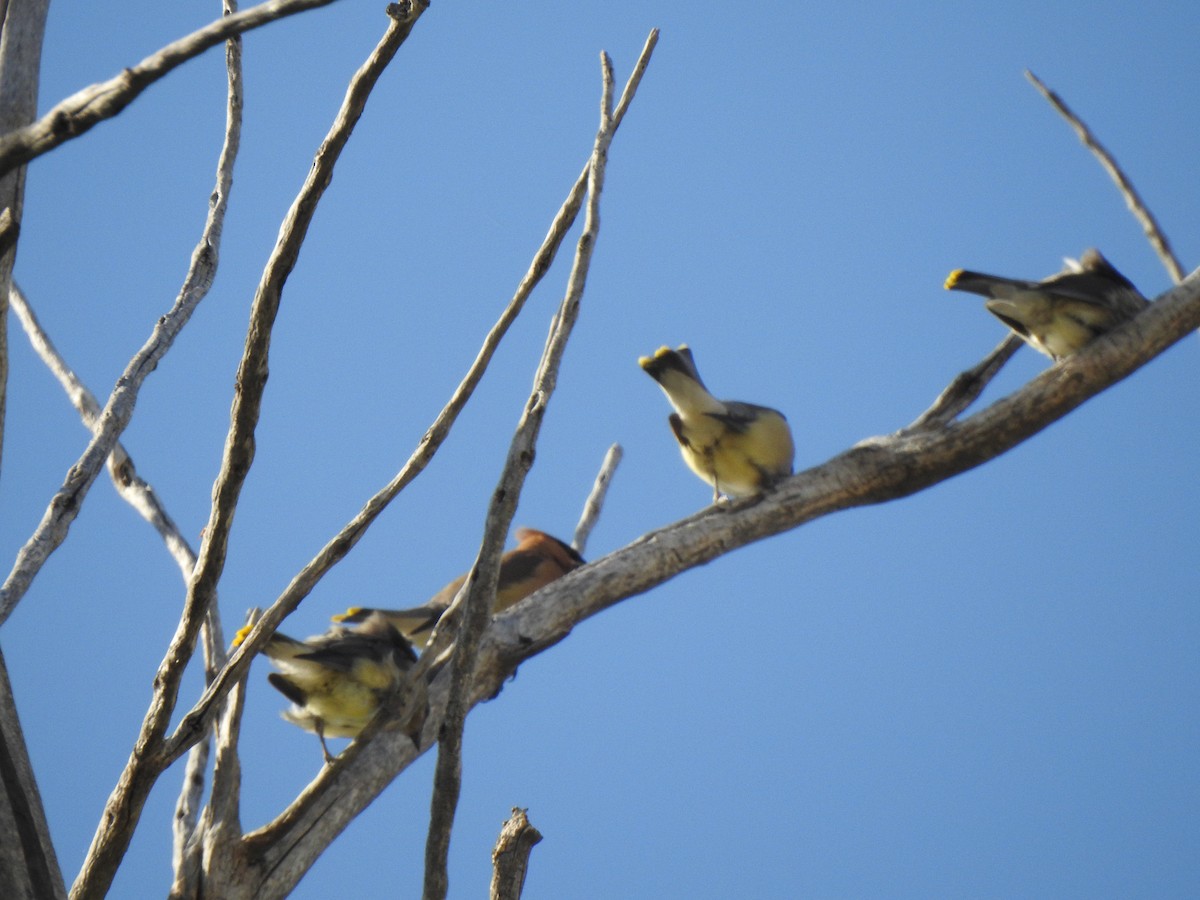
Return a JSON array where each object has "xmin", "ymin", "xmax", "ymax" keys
[
  {"xmin": 0, "ymin": 0, "xmax": 347, "ymax": 179},
  {"xmin": 422, "ymin": 49, "xmax": 617, "ymax": 900},
  {"xmin": 67, "ymin": 5, "xmax": 430, "ymax": 898},
  {"xmin": 572, "ymin": 443, "xmax": 622, "ymax": 554},
  {"xmin": 229, "ymin": 265, "xmax": 1198, "ymax": 900},
  {"xmin": 222, "ymin": 32, "xmax": 659, "ymax": 900},
  {"xmin": 8, "ymin": 283, "xmax": 202, "ymax": 584},
  {"xmin": 906, "ymin": 335, "xmax": 1022, "ymax": 430},
  {"xmin": 0, "ymin": 2, "xmax": 252, "ymax": 627},
  {"xmin": 171, "ymin": 6, "xmax": 245, "ymax": 892},
  {"xmin": 0, "ymin": 4, "xmax": 63, "ymax": 898},
  {"xmin": 483, "ymin": 271, "xmax": 1200, "ymax": 675},
  {"xmin": 167, "ymin": 24, "xmax": 660, "ymax": 771},
  {"xmin": 1025, "ymin": 69, "xmax": 1186, "ymax": 284}
]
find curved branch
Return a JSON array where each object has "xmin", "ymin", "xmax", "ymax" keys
[
  {"xmin": 1025, "ymin": 69, "xmax": 1186, "ymax": 284},
  {"xmin": 231, "ymin": 272, "xmax": 1199, "ymax": 896},
  {"xmin": 422, "ymin": 48, "xmax": 617, "ymax": 900},
  {"xmin": 223, "ymin": 33, "xmax": 659, "ymax": 900},
  {"xmin": 484, "ymin": 272, "xmax": 1200, "ymax": 672},
  {"xmin": 0, "ymin": 0, "xmax": 346, "ymax": 179},
  {"xmin": 165, "ymin": 24, "xmax": 659, "ymax": 775},
  {"xmin": 65, "ymin": 4, "xmax": 427, "ymax": 898}
]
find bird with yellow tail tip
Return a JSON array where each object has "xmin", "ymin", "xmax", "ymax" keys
[
  {"xmin": 944, "ymin": 248, "xmax": 1147, "ymax": 361},
  {"xmin": 232, "ymin": 611, "xmax": 417, "ymax": 762},
  {"xmin": 639, "ymin": 344, "xmax": 794, "ymax": 503},
  {"xmin": 332, "ymin": 527, "xmax": 585, "ymax": 650}
]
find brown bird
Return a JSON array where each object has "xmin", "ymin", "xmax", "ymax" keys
[
  {"xmin": 333, "ymin": 527, "xmax": 585, "ymax": 650},
  {"xmin": 639, "ymin": 344, "xmax": 795, "ymax": 502},
  {"xmin": 233, "ymin": 611, "xmax": 417, "ymax": 762},
  {"xmin": 944, "ymin": 248, "xmax": 1148, "ymax": 360}
]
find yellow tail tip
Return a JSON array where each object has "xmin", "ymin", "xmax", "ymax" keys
[
  {"xmin": 331, "ymin": 606, "xmax": 364, "ymax": 623},
  {"xmin": 944, "ymin": 269, "xmax": 965, "ymax": 290},
  {"xmin": 232, "ymin": 624, "xmax": 254, "ymax": 648},
  {"xmin": 639, "ymin": 344, "xmax": 687, "ymax": 369}
]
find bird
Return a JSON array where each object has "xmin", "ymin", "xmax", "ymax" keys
[
  {"xmin": 232, "ymin": 611, "xmax": 418, "ymax": 762},
  {"xmin": 332, "ymin": 527, "xmax": 585, "ymax": 650},
  {"xmin": 944, "ymin": 248, "xmax": 1148, "ymax": 361},
  {"xmin": 639, "ymin": 344, "xmax": 794, "ymax": 502}
]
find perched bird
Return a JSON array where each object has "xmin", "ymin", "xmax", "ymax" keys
[
  {"xmin": 944, "ymin": 248, "xmax": 1148, "ymax": 361},
  {"xmin": 333, "ymin": 527, "xmax": 585, "ymax": 650},
  {"xmin": 639, "ymin": 344, "xmax": 794, "ymax": 502},
  {"xmin": 233, "ymin": 612, "xmax": 417, "ymax": 762}
]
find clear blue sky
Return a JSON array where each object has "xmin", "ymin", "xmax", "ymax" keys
[{"xmin": 3, "ymin": 1, "xmax": 1197, "ymax": 897}]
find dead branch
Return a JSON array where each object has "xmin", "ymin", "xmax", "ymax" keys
[
  {"xmin": 66, "ymin": 5, "xmax": 428, "ymax": 898},
  {"xmin": 0, "ymin": 0, "xmax": 346, "ymax": 179},
  {"xmin": 1025, "ymin": 69, "xmax": 1186, "ymax": 284},
  {"xmin": 421, "ymin": 48, "xmax": 617, "ymax": 900}
]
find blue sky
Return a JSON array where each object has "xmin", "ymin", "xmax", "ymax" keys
[{"xmin": 3, "ymin": 1, "xmax": 1198, "ymax": 897}]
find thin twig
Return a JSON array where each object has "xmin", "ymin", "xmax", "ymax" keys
[
  {"xmin": 490, "ymin": 808, "xmax": 542, "ymax": 900},
  {"xmin": 422, "ymin": 50, "xmax": 617, "ymax": 900},
  {"xmin": 8, "ymin": 284, "xmax": 202, "ymax": 583},
  {"xmin": 1025, "ymin": 69, "xmax": 1185, "ymax": 284},
  {"xmin": 572, "ymin": 443, "xmax": 622, "ymax": 554},
  {"xmin": 0, "ymin": 0, "xmax": 263, "ymax": 626},
  {"xmin": 0, "ymin": 0, "xmax": 346, "ymax": 179},
  {"xmin": 169, "ymin": 8, "xmax": 244, "ymax": 891},
  {"xmin": 905, "ymin": 335, "xmax": 1022, "ymax": 430}
]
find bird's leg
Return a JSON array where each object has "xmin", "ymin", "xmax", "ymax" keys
[{"xmin": 317, "ymin": 721, "xmax": 335, "ymax": 765}]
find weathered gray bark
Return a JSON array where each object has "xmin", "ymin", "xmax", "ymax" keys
[{"xmin": 0, "ymin": 3, "xmax": 63, "ymax": 898}]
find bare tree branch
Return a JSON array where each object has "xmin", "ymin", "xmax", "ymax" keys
[
  {"xmin": 212, "ymin": 266, "xmax": 1189, "ymax": 899},
  {"xmin": 191, "ymin": 654, "xmax": 252, "ymax": 899},
  {"xmin": 0, "ymin": 650, "xmax": 66, "ymax": 900},
  {"xmin": 0, "ymin": 0, "xmax": 347, "ymax": 179},
  {"xmin": 906, "ymin": 335, "xmax": 1022, "ymax": 430},
  {"xmin": 217, "ymin": 33, "xmax": 659, "ymax": 900},
  {"xmin": 572, "ymin": 443, "xmax": 622, "ymax": 555},
  {"xmin": 0, "ymin": 5, "xmax": 64, "ymax": 898},
  {"xmin": 0, "ymin": 206, "xmax": 17, "ymax": 259},
  {"xmin": 169, "ymin": 6, "xmax": 245, "ymax": 891},
  {"xmin": 490, "ymin": 808, "xmax": 542, "ymax": 900},
  {"xmin": 8, "ymin": 283, "xmax": 203, "ymax": 582},
  {"xmin": 3, "ymin": 17, "xmax": 246, "ymax": 886},
  {"xmin": 483, "ymin": 272, "xmax": 1200, "ymax": 679},
  {"xmin": 170, "ymin": 23, "xmax": 660, "ymax": 775},
  {"xmin": 1025, "ymin": 69, "xmax": 1186, "ymax": 284},
  {"xmin": 422, "ymin": 51, "xmax": 617, "ymax": 900},
  {"xmin": 243, "ymin": 279, "xmax": 1182, "ymax": 900},
  {"xmin": 0, "ymin": 0, "xmax": 49, "ymax": 474},
  {"xmin": 0, "ymin": 39, "xmax": 245, "ymax": 629},
  {"xmin": 233, "ymin": 266, "xmax": 1197, "ymax": 900}
]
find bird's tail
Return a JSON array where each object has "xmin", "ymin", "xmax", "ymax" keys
[{"xmin": 638, "ymin": 344, "xmax": 725, "ymax": 415}]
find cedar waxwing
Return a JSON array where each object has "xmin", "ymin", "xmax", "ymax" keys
[
  {"xmin": 332, "ymin": 527, "xmax": 585, "ymax": 650},
  {"xmin": 233, "ymin": 611, "xmax": 417, "ymax": 762},
  {"xmin": 639, "ymin": 344, "xmax": 795, "ymax": 502},
  {"xmin": 944, "ymin": 248, "xmax": 1148, "ymax": 361}
]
